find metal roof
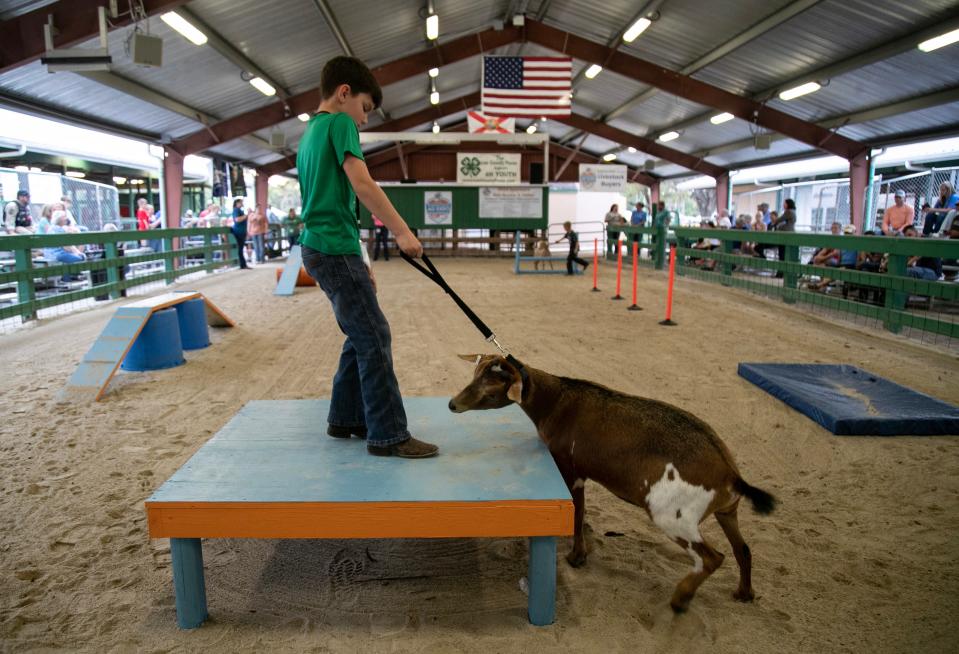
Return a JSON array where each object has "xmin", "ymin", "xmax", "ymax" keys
[{"xmin": 1, "ymin": 0, "xmax": 958, "ymax": 178}]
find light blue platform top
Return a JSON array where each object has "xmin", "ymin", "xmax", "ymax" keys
[{"xmin": 148, "ymin": 398, "xmax": 572, "ymax": 504}]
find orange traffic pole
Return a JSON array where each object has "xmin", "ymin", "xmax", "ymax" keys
[
  {"xmin": 591, "ymin": 238, "xmax": 600, "ymax": 292},
  {"xmin": 612, "ymin": 240, "xmax": 624, "ymax": 300},
  {"xmin": 660, "ymin": 245, "xmax": 678, "ymax": 326},
  {"xmin": 628, "ymin": 241, "xmax": 642, "ymax": 311}
]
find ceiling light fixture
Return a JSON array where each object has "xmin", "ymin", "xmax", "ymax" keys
[
  {"xmin": 249, "ymin": 77, "xmax": 276, "ymax": 96},
  {"xmin": 710, "ymin": 112, "xmax": 735, "ymax": 125},
  {"xmin": 432, "ymin": 121, "xmax": 440, "ymax": 134},
  {"xmin": 778, "ymin": 81, "xmax": 820, "ymax": 101},
  {"xmin": 658, "ymin": 131, "xmax": 679, "ymax": 142},
  {"xmin": 429, "ymin": 67, "xmax": 439, "ymax": 78},
  {"xmin": 426, "ymin": 13, "xmax": 439, "ymax": 40},
  {"xmin": 918, "ymin": 27, "xmax": 959, "ymax": 52},
  {"xmin": 602, "ymin": 152, "xmax": 617, "ymax": 162},
  {"xmin": 65, "ymin": 171, "xmax": 85, "ymax": 178},
  {"xmin": 526, "ymin": 124, "xmax": 537, "ymax": 134},
  {"xmin": 297, "ymin": 113, "xmax": 310, "ymax": 122},
  {"xmin": 160, "ymin": 12, "xmax": 207, "ymax": 45},
  {"xmin": 584, "ymin": 64, "xmax": 602, "ymax": 79},
  {"xmin": 622, "ymin": 17, "xmax": 651, "ymax": 43}
]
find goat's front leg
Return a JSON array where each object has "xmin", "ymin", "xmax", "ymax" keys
[{"xmin": 566, "ymin": 480, "xmax": 587, "ymax": 567}]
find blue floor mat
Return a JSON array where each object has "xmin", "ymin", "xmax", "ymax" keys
[{"xmin": 738, "ymin": 363, "xmax": 959, "ymax": 436}]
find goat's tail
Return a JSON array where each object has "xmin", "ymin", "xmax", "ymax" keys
[{"xmin": 734, "ymin": 478, "xmax": 776, "ymax": 515}]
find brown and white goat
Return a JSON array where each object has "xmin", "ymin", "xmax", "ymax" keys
[
  {"xmin": 533, "ymin": 240, "xmax": 553, "ymax": 270},
  {"xmin": 449, "ymin": 355, "xmax": 775, "ymax": 613}
]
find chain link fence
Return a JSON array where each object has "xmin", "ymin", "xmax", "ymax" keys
[
  {"xmin": 1, "ymin": 167, "xmax": 120, "ymax": 232},
  {"xmin": 873, "ymin": 166, "xmax": 959, "ymax": 234}
]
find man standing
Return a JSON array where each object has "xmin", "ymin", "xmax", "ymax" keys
[
  {"xmin": 629, "ymin": 201, "xmax": 647, "ymax": 245},
  {"xmin": 4, "ymin": 189, "xmax": 35, "ymax": 234},
  {"xmin": 881, "ymin": 190, "xmax": 914, "ymax": 235}
]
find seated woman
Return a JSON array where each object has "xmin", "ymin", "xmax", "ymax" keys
[{"xmin": 43, "ymin": 210, "xmax": 86, "ymax": 282}]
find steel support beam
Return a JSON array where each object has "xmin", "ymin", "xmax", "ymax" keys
[
  {"xmin": 604, "ymin": 0, "xmax": 823, "ymax": 122},
  {"xmin": 650, "ymin": 180, "xmax": 660, "ymax": 205},
  {"xmin": 524, "ymin": 19, "xmax": 866, "ymax": 160},
  {"xmin": 715, "ymin": 172, "xmax": 731, "ymax": 214},
  {"xmin": 162, "ymin": 146, "xmax": 184, "ymax": 230},
  {"xmin": 367, "ymin": 92, "xmax": 480, "ymax": 133},
  {"xmin": 641, "ymin": 12, "xmax": 959, "ymax": 150},
  {"xmin": 554, "ymin": 132, "xmax": 588, "ymax": 180},
  {"xmin": 170, "ymin": 26, "xmax": 520, "ymax": 157},
  {"xmin": 0, "ymin": 0, "xmax": 189, "ymax": 75},
  {"xmin": 255, "ymin": 170, "xmax": 269, "ymax": 208},
  {"xmin": 258, "ymin": 155, "xmax": 297, "ymax": 178},
  {"xmin": 554, "ymin": 113, "xmax": 728, "ymax": 177},
  {"xmin": 177, "ymin": 6, "xmax": 290, "ymax": 101},
  {"xmin": 849, "ymin": 151, "xmax": 870, "ymax": 229}
]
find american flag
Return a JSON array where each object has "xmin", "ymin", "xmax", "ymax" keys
[{"xmin": 481, "ymin": 56, "xmax": 572, "ymax": 117}]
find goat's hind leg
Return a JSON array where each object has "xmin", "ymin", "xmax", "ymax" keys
[
  {"xmin": 566, "ymin": 481, "xmax": 588, "ymax": 567},
  {"xmin": 668, "ymin": 536, "xmax": 724, "ymax": 613},
  {"xmin": 714, "ymin": 503, "xmax": 755, "ymax": 602}
]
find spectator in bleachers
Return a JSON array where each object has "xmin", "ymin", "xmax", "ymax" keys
[
  {"xmin": 604, "ymin": 203, "xmax": 626, "ymax": 256},
  {"xmin": 36, "ymin": 201, "xmax": 63, "ymax": 235},
  {"xmin": 923, "ymin": 182, "xmax": 959, "ymax": 235},
  {"xmin": 43, "ymin": 210, "xmax": 86, "ymax": 281},
  {"xmin": 197, "ymin": 203, "xmax": 219, "ymax": 227},
  {"xmin": 716, "ymin": 208, "xmax": 732, "ymax": 228},
  {"xmin": 754, "ymin": 199, "xmax": 796, "ymax": 276},
  {"xmin": 902, "ymin": 225, "xmax": 942, "ymax": 280},
  {"xmin": 755, "ymin": 202, "xmax": 771, "ymax": 227},
  {"xmin": 812, "ymin": 222, "xmax": 843, "ymax": 266},
  {"xmin": 653, "ymin": 201, "xmax": 671, "ymax": 229},
  {"xmin": 60, "ymin": 195, "xmax": 78, "ymax": 228},
  {"xmin": 731, "ymin": 215, "xmax": 751, "ymax": 254},
  {"xmin": 180, "ymin": 209, "xmax": 196, "ymax": 227},
  {"xmin": 135, "ymin": 198, "xmax": 150, "ymax": 232},
  {"xmin": 881, "ymin": 190, "xmax": 914, "ymax": 235},
  {"xmin": 4, "ymin": 189, "xmax": 35, "ymax": 234}
]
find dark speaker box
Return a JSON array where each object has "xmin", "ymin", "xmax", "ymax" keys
[{"xmin": 529, "ymin": 162, "xmax": 544, "ymax": 184}]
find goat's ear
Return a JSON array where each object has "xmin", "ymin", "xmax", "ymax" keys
[
  {"xmin": 506, "ymin": 377, "xmax": 523, "ymax": 403},
  {"xmin": 457, "ymin": 354, "xmax": 483, "ymax": 364}
]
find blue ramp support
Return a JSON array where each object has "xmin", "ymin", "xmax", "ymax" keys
[
  {"xmin": 274, "ymin": 244, "xmax": 303, "ymax": 296},
  {"xmin": 59, "ymin": 291, "xmax": 234, "ymax": 402}
]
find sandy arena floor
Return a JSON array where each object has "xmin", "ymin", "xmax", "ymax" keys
[{"xmin": 1, "ymin": 257, "xmax": 957, "ymax": 653}]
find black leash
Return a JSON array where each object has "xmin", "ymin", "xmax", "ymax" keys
[{"xmin": 400, "ymin": 252, "xmax": 530, "ymax": 400}]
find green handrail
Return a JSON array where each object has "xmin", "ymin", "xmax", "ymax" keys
[
  {"xmin": 0, "ymin": 226, "xmax": 290, "ymax": 322},
  {"xmin": 670, "ymin": 227, "xmax": 959, "ymax": 337}
]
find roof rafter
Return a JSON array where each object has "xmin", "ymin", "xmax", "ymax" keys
[
  {"xmin": 0, "ymin": 0, "xmax": 189, "ymax": 74},
  {"xmin": 523, "ymin": 19, "xmax": 867, "ymax": 160},
  {"xmin": 170, "ymin": 25, "xmax": 521, "ymax": 156}
]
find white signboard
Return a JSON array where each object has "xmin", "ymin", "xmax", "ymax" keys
[
  {"xmin": 579, "ymin": 164, "xmax": 627, "ymax": 193},
  {"xmin": 0, "ymin": 172, "xmax": 20, "ymax": 201},
  {"xmin": 27, "ymin": 172, "xmax": 63, "ymax": 204},
  {"xmin": 424, "ymin": 190, "xmax": 453, "ymax": 225},
  {"xmin": 478, "ymin": 187, "xmax": 542, "ymax": 219},
  {"xmin": 457, "ymin": 153, "xmax": 521, "ymax": 185}
]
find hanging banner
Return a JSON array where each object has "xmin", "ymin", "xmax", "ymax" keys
[
  {"xmin": 579, "ymin": 164, "xmax": 627, "ymax": 193},
  {"xmin": 457, "ymin": 153, "xmax": 521, "ymax": 185},
  {"xmin": 424, "ymin": 190, "xmax": 453, "ymax": 225},
  {"xmin": 478, "ymin": 187, "xmax": 542, "ymax": 219}
]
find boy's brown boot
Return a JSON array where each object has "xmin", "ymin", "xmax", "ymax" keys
[{"xmin": 367, "ymin": 437, "xmax": 439, "ymax": 458}]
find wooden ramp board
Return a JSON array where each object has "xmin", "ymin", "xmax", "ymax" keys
[
  {"xmin": 274, "ymin": 245, "xmax": 303, "ymax": 296},
  {"xmin": 59, "ymin": 291, "xmax": 234, "ymax": 403},
  {"xmin": 145, "ymin": 398, "xmax": 573, "ymax": 628}
]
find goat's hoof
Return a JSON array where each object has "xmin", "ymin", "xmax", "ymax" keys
[
  {"xmin": 670, "ymin": 599, "xmax": 690, "ymax": 614},
  {"xmin": 733, "ymin": 588, "xmax": 755, "ymax": 603},
  {"xmin": 566, "ymin": 551, "xmax": 587, "ymax": 568}
]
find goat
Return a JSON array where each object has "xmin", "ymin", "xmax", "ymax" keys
[
  {"xmin": 448, "ymin": 354, "xmax": 775, "ymax": 613},
  {"xmin": 533, "ymin": 240, "xmax": 553, "ymax": 270}
]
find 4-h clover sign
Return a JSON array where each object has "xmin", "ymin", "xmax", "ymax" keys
[
  {"xmin": 460, "ymin": 156, "xmax": 481, "ymax": 177},
  {"xmin": 455, "ymin": 153, "xmax": 521, "ymax": 184}
]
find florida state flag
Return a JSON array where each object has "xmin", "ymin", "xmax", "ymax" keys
[{"xmin": 467, "ymin": 111, "xmax": 515, "ymax": 134}]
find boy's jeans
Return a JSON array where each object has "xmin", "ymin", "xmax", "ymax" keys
[{"xmin": 301, "ymin": 247, "xmax": 410, "ymax": 446}]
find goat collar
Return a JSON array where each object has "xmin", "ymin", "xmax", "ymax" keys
[{"xmin": 505, "ymin": 354, "xmax": 531, "ymax": 403}]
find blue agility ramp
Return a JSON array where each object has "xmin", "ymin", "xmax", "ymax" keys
[{"xmin": 738, "ymin": 363, "xmax": 959, "ymax": 436}]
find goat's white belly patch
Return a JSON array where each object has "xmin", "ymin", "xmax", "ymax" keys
[
  {"xmin": 572, "ymin": 478, "xmax": 585, "ymax": 490},
  {"xmin": 646, "ymin": 463, "xmax": 715, "ymax": 543}
]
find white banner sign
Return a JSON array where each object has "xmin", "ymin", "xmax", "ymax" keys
[
  {"xmin": 579, "ymin": 164, "xmax": 627, "ymax": 193},
  {"xmin": 424, "ymin": 190, "xmax": 453, "ymax": 225},
  {"xmin": 457, "ymin": 153, "xmax": 521, "ymax": 185},
  {"xmin": 478, "ymin": 187, "xmax": 542, "ymax": 219}
]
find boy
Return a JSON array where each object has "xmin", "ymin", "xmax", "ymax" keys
[
  {"xmin": 297, "ymin": 56, "xmax": 437, "ymax": 459},
  {"xmin": 555, "ymin": 221, "xmax": 589, "ymax": 275}
]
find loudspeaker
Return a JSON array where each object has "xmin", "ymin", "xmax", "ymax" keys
[
  {"xmin": 529, "ymin": 162, "xmax": 544, "ymax": 184},
  {"xmin": 270, "ymin": 132, "xmax": 287, "ymax": 148},
  {"xmin": 644, "ymin": 160, "xmax": 656, "ymax": 171},
  {"xmin": 754, "ymin": 134, "xmax": 771, "ymax": 150},
  {"xmin": 131, "ymin": 33, "xmax": 163, "ymax": 67}
]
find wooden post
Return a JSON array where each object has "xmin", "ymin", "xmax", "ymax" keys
[
  {"xmin": 14, "ymin": 246, "xmax": 35, "ymax": 321},
  {"xmin": 170, "ymin": 538, "xmax": 208, "ymax": 629},
  {"xmin": 527, "ymin": 536, "xmax": 557, "ymax": 626}
]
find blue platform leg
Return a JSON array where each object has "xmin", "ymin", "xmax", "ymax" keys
[
  {"xmin": 170, "ymin": 538, "xmax": 208, "ymax": 629},
  {"xmin": 527, "ymin": 536, "xmax": 557, "ymax": 625}
]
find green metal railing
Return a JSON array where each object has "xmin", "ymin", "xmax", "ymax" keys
[
  {"xmin": 671, "ymin": 228, "xmax": 959, "ymax": 338},
  {"xmin": 0, "ymin": 227, "xmax": 242, "ymax": 322},
  {"xmin": 606, "ymin": 224, "xmax": 670, "ymax": 270}
]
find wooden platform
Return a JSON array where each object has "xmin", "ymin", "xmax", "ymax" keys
[
  {"xmin": 59, "ymin": 291, "xmax": 233, "ymax": 402},
  {"xmin": 145, "ymin": 398, "xmax": 574, "ymax": 629},
  {"xmin": 273, "ymin": 245, "xmax": 303, "ymax": 296}
]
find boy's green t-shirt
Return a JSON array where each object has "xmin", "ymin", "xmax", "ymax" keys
[{"xmin": 296, "ymin": 112, "xmax": 364, "ymax": 255}]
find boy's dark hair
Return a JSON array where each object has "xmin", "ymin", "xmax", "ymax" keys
[
  {"xmin": 321, "ymin": 57, "xmax": 382, "ymax": 109},
  {"xmin": 784, "ymin": 198, "xmax": 796, "ymax": 210}
]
